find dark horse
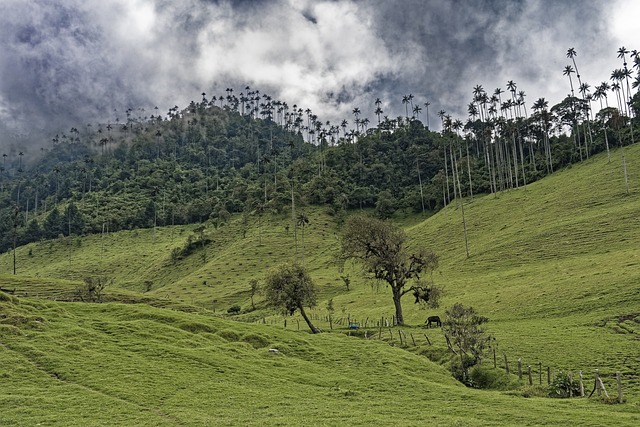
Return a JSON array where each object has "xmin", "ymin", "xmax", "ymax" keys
[{"xmin": 425, "ymin": 315, "xmax": 441, "ymax": 328}]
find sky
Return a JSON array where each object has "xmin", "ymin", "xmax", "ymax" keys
[{"xmin": 0, "ymin": 0, "xmax": 638, "ymax": 154}]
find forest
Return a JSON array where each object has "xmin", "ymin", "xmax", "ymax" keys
[{"xmin": 0, "ymin": 48, "xmax": 639, "ymax": 255}]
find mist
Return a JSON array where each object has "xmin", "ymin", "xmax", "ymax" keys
[{"xmin": 0, "ymin": 0, "xmax": 637, "ymax": 155}]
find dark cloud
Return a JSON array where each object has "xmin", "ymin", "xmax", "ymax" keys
[{"xmin": 0, "ymin": 0, "xmax": 635, "ymax": 153}]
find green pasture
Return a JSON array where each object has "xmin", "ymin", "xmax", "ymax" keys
[{"xmin": 1, "ymin": 145, "xmax": 640, "ymax": 424}]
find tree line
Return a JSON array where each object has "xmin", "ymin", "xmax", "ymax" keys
[{"xmin": 0, "ymin": 47, "xmax": 638, "ymax": 255}]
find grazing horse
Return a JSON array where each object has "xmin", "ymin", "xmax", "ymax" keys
[{"xmin": 425, "ymin": 315, "xmax": 441, "ymax": 328}]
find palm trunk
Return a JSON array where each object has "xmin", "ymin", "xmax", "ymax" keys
[{"xmin": 453, "ymin": 149, "xmax": 470, "ymax": 258}]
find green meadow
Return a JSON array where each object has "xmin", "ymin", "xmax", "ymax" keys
[{"xmin": 2, "ymin": 145, "xmax": 640, "ymax": 425}]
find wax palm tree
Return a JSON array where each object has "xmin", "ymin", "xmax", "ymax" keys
[
  {"xmin": 532, "ymin": 97, "xmax": 553, "ymax": 172},
  {"xmin": 402, "ymin": 95, "xmax": 410, "ymax": 119},
  {"xmin": 567, "ymin": 48, "xmax": 582, "ymax": 86},
  {"xmin": 617, "ymin": 46, "xmax": 634, "ymax": 194},
  {"xmin": 563, "ymin": 65, "xmax": 576, "ymax": 96},
  {"xmin": 424, "ymin": 102, "xmax": 431, "ymax": 128},
  {"xmin": 352, "ymin": 107, "xmax": 361, "ymax": 133},
  {"xmin": 413, "ymin": 105, "xmax": 422, "ymax": 120},
  {"xmin": 375, "ymin": 105, "xmax": 383, "ymax": 125},
  {"xmin": 296, "ymin": 212, "xmax": 309, "ymax": 264}
]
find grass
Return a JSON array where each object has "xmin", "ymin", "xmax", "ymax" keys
[
  {"xmin": 1, "ymin": 144, "xmax": 640, "ymax": 424},
  {"xmin": 1, "ymin": 296, "xmax": 639, "ymax": 426}
]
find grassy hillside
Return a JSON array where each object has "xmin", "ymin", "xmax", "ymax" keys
[
  {"xmin": 1, "ymin": 145, "xmax": 640, "ymax": 423},
  {"xmin": 1, "ymin": 294, "xmax": 639, "ymax": 426}
]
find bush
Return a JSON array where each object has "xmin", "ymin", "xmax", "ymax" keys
[
  {"xmin": 75, "ymin": 276, "xmax": 110, "ymax": 302},
  {"xmin": 548, "ymin": 371, "xmax": 581, "ymax": 398},
  {"xmin": 227, "ymin": 304, "xmax": 241, "ymax": 314}
]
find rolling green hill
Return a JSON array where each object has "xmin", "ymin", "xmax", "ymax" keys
[
  {"xmin": 1, "ymin": 294, "xmax": 639, "ymax": 426},
  {"xmin": 1, "ymin": 144, "xmax": 640, "ymax": 425}
]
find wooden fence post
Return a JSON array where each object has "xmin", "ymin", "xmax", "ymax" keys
[
  {"xmin": 617, "ymin": 372, "xmax": 623, "ymax": 403},
  {"xmin": 410, "ymin": 333, "xmax": 416, "ymax": 346},
  {"xmin": 579, "ymin": 371, "xmax": 584, "ymax": 397},
  {"xmin": 539, "ymin": 362, "xmax": 542, "ymax": 385},
  {"xmin": 423, "ymin": 333, "xmax": 431, "ymax": 345},
  {"xmin": 547, "ymin": 366, "xmax": 551, "ymax": 385},
  {"xmin": 503, "ymin": 353, "xmax": 510, "ymax": 374},
  {"xmin": 597, "ymin": 372, "xmax": 609, "ymax": 398},
  {"xmin": 528, "ymin": 365, "xmax": 533, "ymax": 386},
  {"xmin": 493, "ymin": 348, "xmax": 497, "ymax": 369},
  {"xmin": 568, "ymin": 371, "xmax": 573, "ymax": 397},
  {"xmin": 518, "ymin": 358, "xmax": 523, "ymax": 380}
]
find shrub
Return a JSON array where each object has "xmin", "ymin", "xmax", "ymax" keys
[
  {"xmin": 548, "ymin": 371, "xmax": 581, "ymax": 398},
  {"xmin": 75, "ymin": 276, "xmax": 111, "ymax": 302},
  {"xmin": 227, "ymin": 304, "xmax": 241, "ymax": 314}
]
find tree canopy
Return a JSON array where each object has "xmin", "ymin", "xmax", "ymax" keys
[
  {"xmin": 263, "ymin": 262, "xmax": 319, "ymax": 333},
  {"xmin": 339, "ymin": 215, "xmax": 440, "ymax": 325}
]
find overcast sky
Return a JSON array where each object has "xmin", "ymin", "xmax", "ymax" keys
[{"xmin": 0, "ymin": 0, "xmax": 638, "ymax": 153}]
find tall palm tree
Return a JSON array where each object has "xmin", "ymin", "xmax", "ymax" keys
[
  {"xmin": 567, "ymin": 48, "xmax": 582, "ymax": 86},
  {"xmin": 412, "ymin": 105, "xmax": 422, "ymax": 120},
  {"xmin": 617, "ymin": 46, "xmax": 634, "ymax": 194},
  {"xmin": 296, "ymin": 212, "xmax": 309, "ymax": 264},
  {"xmin": 563, "ymin": 65, "xmax": 576, "ymax": 96},
  {"xmin": 375, "ymin": 105, "xmax": 383, "ymax": 125},
  {"xmin": 352, "ymin": 107, "xmax": 361, "ymax": 133},
  {"xmin": 424, "ymin": 102, "xmax": 431, "ymax": 128},
  {"xmin": 402, "ymin": 95, "xmax": 410, "ymax": 119},
  {"xmin": 532, "ymin": 97, "xmax": 553, "ymax": 172}
]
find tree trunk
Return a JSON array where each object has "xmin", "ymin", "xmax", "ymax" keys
[
  {"xmin": 391, "ymin": 287, "xmax": 404, "ymax": 326},
  {"xmin": 299, "ymin": 305, "xmax": 320, "ymax": 334}
]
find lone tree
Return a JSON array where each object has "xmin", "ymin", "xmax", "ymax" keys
[
  {"xmin": 442, "ymin": 303, "xmax": 489, "ymax": 382},
  {"xmin": 339, "ymin": 215, "xmax": 440, "ymax": 326},
  {"xmin": 263, "ymin": 262, "xmax": 320, "ymax": 333}
]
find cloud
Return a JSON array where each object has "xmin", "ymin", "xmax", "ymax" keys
[{"xmin": 0, "ymin": 0, "xmax": 637, "ymax": 153}]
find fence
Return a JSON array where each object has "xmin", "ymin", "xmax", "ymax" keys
[{"xmin": 255, "ymin": 312, "xmax": 628, "ymax": 403}]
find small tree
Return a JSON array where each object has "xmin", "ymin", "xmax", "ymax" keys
[
  {"xmin": 326, "ymin": 298, "xmax": 335, "ymax": 330},
  {"xmin": 339, "ymin": 215, "xmax": 440, "ymax": 325},
  {"xmin": 263, "ymin": 263, "xmax": 319, "ymax": 333},
  {"xmin": 442, "ymin": 303, "xmax": 489, "ymax": 383},
  {"xmin": 76, "ymin": 276, "xmax": 111, "ymax": 302}
]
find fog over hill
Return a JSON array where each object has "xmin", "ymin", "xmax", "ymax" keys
[{"xmin": 0, "ymin": 0, "xmax": 638, "ymax": 153}]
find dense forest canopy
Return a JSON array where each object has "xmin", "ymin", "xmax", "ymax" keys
[{"xmin": 0, "ymin": 48, "xmax": 638, "ymax": 254}]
